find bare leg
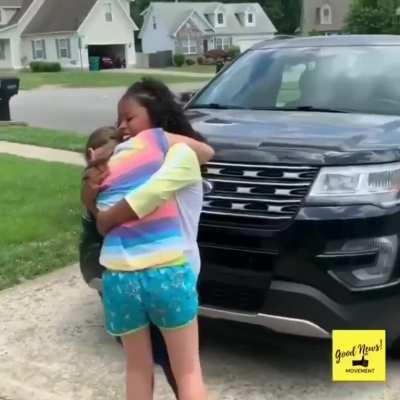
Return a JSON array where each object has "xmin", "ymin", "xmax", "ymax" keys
[
  {"xmin": 162, "ymin": 319, "xmax": 207, "ymax": 400},
  {"xmin": 122, "ymin": 327, "xmax": 154, "ymax": 400}
]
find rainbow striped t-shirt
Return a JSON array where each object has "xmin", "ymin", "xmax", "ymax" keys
[{"xmin": 96, "ymin": 128, "xmax": 193, "ymax": 272}]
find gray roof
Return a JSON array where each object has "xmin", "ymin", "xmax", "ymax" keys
[
  {"xmin": 7, "ymin": 0, "xmax": 33, "ymax": 26},
  {"xmin": 0, "ymin": 0, "xmax": 23, "ymax": 7},
  {"xmin": 143, "ymin": 2, "xmax": 276, "ymax": 36},
  {"xmin": 22, "ymin": 0, "xmax": 97, "ymax": 35}
]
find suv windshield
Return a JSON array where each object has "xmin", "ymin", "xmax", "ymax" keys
[{"xmin": 191, "ymin": 45, "xmax": 400, "ymax": 116}]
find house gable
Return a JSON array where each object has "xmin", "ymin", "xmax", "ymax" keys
[{"xmin": 78, "ymin": 0, "xmax": 137, "ymax": 45}]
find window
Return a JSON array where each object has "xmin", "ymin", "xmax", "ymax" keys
[
  {"xmin": 320, "ymin": 4, "xmax": 332, "ymax": 25},
  {"xmin": 56, "ymin": 38, "xmax": 71, "ymax": 59},
  {"xmin": 217, "ymin": 12, "xmax": 224, "ymax": 25},
  {"xmin": 182, "ymin": 36, "xmax": 197, "ymax": 55},
  {"xmin": 152, "ymin": 16, "xmax": 157, "ymax": 30},
  {"xmin": 105, "ymin": 3, "xmax": 112, "ymax": 22},
  {"xmin": 32, "ymin": 39, "xmax": 46, "ymax": 59},
  {"xmin": 247, "ymin": 13, "xmax": 254, "ymax": 25},
  {"xmin": 0, "ymin": 41, "xmax": 5, "ymax": 60},
  {"xmin": 215, "ymin": 37, "xmax": 231, "ymax": 50}
]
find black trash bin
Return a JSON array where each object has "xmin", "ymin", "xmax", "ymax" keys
[{"xmin": 0, "ymin": 77, "xmax": 19, "ymax": 121}]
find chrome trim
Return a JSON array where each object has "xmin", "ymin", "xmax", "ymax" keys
[
  {"xmin": 199, "ymin": 306, "xmax": 331, "ymax": 339},
  {"xmin": 207, "ymin": 168, "xmax": 311, "ymax": 180},
  {"xmin": 208, "ymin": 162, "xmax": 316, "ymax": 171},
  {"xmin": 208, "ymin": 178, "xmax": 310, "ymax": 188},
  {"xmin": 206, "ymin": 195, "xmax": 301, "ymax": 204},
  {"xmin": 202, "ymin": 210, "xmax": 292, "ymax": 220}
]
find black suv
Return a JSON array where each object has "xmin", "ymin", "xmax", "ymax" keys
[{"xmin": 80, "ymin": 35, "xmax": 400, "ymax": 351}]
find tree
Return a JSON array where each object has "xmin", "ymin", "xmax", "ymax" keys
[{"xmin": 347, "ymin": 0, "xmax": 400, "ymax": 34}]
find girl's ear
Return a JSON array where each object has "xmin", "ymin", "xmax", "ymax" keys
[{"xmin": 88, "ymin": 147, "xmax": 96, "ymax": 163}]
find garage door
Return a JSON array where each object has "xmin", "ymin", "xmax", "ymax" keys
[{"xmin": 87, "ymin": 44, "xmax": 126, "ymax": 69}]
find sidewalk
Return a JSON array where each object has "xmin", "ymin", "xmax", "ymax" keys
[{"xmin": 0, "ymin": 141, "xmax": 84, "ymax": 166}]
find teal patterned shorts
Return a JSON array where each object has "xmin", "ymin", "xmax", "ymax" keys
[{"xmin": 102, "ymin": 264, "xmax": 198, "ymax": 336}]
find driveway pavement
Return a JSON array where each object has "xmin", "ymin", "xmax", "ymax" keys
[
  {"xmin": 0, "ymin": 264, "xmax": 398, "ymax": 400},
  {"xmin": 10, "ymin": 82, "xmax": 207, "ymax": 134}
]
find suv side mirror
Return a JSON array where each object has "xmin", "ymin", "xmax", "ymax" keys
[{"xmin": 179, "ymin": 91, "xmax": 195, "ymax": 103}]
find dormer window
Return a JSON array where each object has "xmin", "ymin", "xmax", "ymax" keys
[
  {"xmin": 246, "ymin": 11, "xmax": 255, "ymax": 26},
  {"xmin": 320, "ymin": 4, "xmax": 332, "ymax": 25},
  {"xmin": 217, "ymin": 12, "xmax": 224, "ymax": 26}
]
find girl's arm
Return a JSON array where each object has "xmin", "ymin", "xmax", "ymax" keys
[
  {"xmin": 96, "ymin": 143, "xmax": 201, "ymax": 235},
  {"xmin": 166, "ymin": 133, "xmax": 214, "ymax": 165}
]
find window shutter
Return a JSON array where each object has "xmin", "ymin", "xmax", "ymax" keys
[
  {"xmin": 32, "ymin": 40, "xmax": 36, "ymax": 60},
  {"xmin": 55, "ymin": 39, "xmax": 60, "ymax": 58},
  {"xmin": 42, "ymin": 39, "xmax": 46, "ymax": 59},
  {"xmin": 67, "ymin": 39, "xmax": 71, "ymax": 58}
]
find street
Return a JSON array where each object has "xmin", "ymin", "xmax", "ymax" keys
[
  {"xmin": 10, "ymin": 82, "xmax": 207, "ymax": 134},
  {"xmin": 0, "ymin": 265, "xmax": 398, "ymax": 400}
]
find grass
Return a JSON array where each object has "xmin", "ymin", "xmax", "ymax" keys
[
  {"xmin": 0, "ymin": 125, "xmax": 87, "ymax": 152},
  {"xmin": 0, "ymin": 70, "xmax": 208, "ymax": 90},
  {"xmin": 0, "ymin": 154, "xmax": 82, "ymax": 290},
  {"xmin": 167, "ymin": 64, "xmax": 216, "ymax": 74}
]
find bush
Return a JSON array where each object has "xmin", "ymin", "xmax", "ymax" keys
[
  {"xmin": 30, "ymin": 61, "xmax": 62, "ymax": 73},
  {"xmin": 186, "ymin": 58, "xmax": 195, "ymax": 66},
  {"xmin": 204, "ymin": 49, "xmax": 228, "ymax": 61},
  {"xmin": 197, "ymin": 56, "xmax": 204, "ymax": 65},
  {"xmin": 173, "ymin": 54, "xmax": 185, "ymax": 67},
  {"xmin": 227, "ymin": 46, "xmax": 241, "ymax": 60}
]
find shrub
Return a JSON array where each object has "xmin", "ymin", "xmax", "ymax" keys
[
  {"xmin": 30, "ymin": 61, "xmax": 62, "ymax": 73},
  {"xmin": 173, "ymin": 54, "xmax": 185, "ymax": 67},
  {"xmin": 204, "ymin": 49, "xmax": 228, "ymax": 61},
  {"xmin": 227, "ymin": 46, "xmax": 241, "ymax": 60},
  {"xmin": 186, "ymin": 58, "xmax": 195, "ymax": 66},
  {"xmin": 197, "ymin": 56, "xmax": 204, "ymax": 65}
]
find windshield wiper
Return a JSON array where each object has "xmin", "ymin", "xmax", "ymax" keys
[
  {"xmin": 190, "ymin": 103, "xmax": 247, "ymax": 110},
  {"xmin": 288, "ymin": 105, "xmax": 349, "ymax": 113}
]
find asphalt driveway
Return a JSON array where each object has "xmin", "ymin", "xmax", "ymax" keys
[
  {"xmin": 10, "ymin": 82, "xmax": 207, "ymax": 134},
  {"xmin": 0, "ymin": 265, "xmax": 398, "ymax": 400}
]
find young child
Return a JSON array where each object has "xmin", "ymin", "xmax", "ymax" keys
[{"xmin": 82, "ymin": 79, "xmax": 210, "ymax": 400}]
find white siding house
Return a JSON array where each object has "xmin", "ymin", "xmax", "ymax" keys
[
  {"xmin": 139, "ymin": 2, "xmax": 277, "ymax": 55},
  {"xmin": 0, "ymin": 0, "xmax": 138, "ymax": 70}
]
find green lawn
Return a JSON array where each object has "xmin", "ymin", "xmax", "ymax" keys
[
  {"xmin": 167, "ymin": 65, "xmax": 216, "ymax": 74},
  {"xmin": 0, "ymin": 71, "xmax": 208, "ymax": 90},
  {"xmin": 0, "ymin": 154, "xmax": 82, "ymax": 290},
  {"xmin": 0, "ymin": 126, "xmax": 87, "ymax": 152}
]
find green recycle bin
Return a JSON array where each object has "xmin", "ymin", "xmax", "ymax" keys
[{"xmin": 89, "ymin": 56, "xmax": 100, "ymax": 71}]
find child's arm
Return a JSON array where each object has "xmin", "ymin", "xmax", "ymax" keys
[
  {"xmin": 166, "ymin": 133, "xmax": 215, "ymax": 165},
  {"xmin": 96, "ymin": 143, "xmax": 201, "ymax": 235}
]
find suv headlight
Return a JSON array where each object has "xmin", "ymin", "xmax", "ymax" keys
[{"xmin": 307, "ymin": 163, "xmax": 400, "ymax": 206}]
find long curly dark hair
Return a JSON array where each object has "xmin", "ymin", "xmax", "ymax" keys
[{"xmin": 122, "ymin": 78, "xmax": 206, "ymax": 143}]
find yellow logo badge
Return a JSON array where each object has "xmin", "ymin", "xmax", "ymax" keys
[{"xmin": 332, "ymin": 330, "xmax": 386, "ymax": 382}]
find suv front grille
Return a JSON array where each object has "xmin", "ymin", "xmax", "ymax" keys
[{"xmin": 202, "ymin": 162, "xmax": 319, "ymax": 229}]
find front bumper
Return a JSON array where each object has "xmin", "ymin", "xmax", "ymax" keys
[{"xmin": 198, "ymin": 204, "xmax": 400, "ymax": 344}]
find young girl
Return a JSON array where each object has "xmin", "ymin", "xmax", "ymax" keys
[{"xmin": 82, "ymin": 79, "xmax": 212, "ymax": 400}]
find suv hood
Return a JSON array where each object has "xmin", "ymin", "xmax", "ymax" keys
[{"xmin": 187, "ymin": 109, "xmax": 400, "ymax": 165}]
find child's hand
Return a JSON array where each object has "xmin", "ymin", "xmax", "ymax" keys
[
  {"xmin": 87, "ymin": 140, "xmax": 117, "ymax": 168},
  {"xmin": 81, "ymin": 166, "xmax": 109, "ymax": 213}
]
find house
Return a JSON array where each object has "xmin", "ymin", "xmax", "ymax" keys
[
  {"xmin": 300, "ymin": 0, "xmax": 352, "ymax": 35},
  {"xmin": 0, "ymin": 0, "xmax": 138, "ymax": 70},
  {"xmin": 139, "ymin": 2, "xmax": 276, "ymax": 56}
]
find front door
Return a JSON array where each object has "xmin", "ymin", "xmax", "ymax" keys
[{"xmin": 203, "ymin": 39, "xmax": 208, "ymax": 53}]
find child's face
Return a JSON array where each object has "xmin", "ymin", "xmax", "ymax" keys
[{"xmin": 117, "ymin": 97, "xmax": 153, "ymax": 138}]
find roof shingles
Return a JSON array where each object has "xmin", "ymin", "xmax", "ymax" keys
[
  {"xmin": 146, "ymin": 2, "xmax": 276, "ymax": 36},
  {"xmin": 22, "ymin": 0, "xmax": 97, "ymax": 35}
]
